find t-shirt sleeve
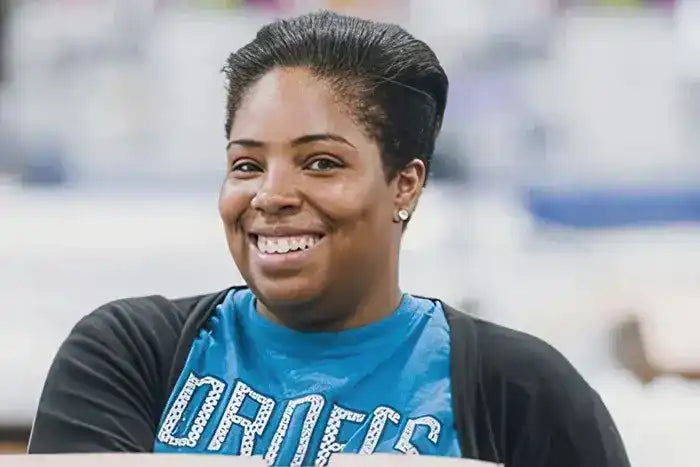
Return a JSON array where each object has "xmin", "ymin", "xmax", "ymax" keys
[
  {"xmin": 537, "ymin": 383, "xmax": 629, "ymax": 467},
  {"xmin": 28, "ymin": 297, "xmax": 182, "ymax": 453},
  {"xmin": 475, "ymin": 321, "xmax": 630, "ymax": 467}
]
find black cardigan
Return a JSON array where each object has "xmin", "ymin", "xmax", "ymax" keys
[{"xmin": 28, "ymin": 287, "xmax": 630, "ymax": 466}]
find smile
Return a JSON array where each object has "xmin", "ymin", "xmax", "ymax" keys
[{"xmin": 251, "ymin": 234, "xmax": 323, "ymax": 255}]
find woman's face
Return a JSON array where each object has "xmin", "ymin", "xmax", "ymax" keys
[{"xmin": 219, "ymin": 67, "xmax": 421, "ymax": 315}]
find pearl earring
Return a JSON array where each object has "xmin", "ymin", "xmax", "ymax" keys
[{"xmin": 397, "ymin": 209, "xmax": 410, "ymax": 222}]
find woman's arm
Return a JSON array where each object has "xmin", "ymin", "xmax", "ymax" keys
[{"xmin": 28, "ymin": 297, "xmax": 182, "ymax": 453}]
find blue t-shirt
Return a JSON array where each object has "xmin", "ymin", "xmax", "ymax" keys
[{"xmin": 154, "ymin": 288, "xmax": 460, "ymax": 465}]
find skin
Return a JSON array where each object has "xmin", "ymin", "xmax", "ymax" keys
[{"xmin": 219, "ymin": 67, "xmax": 425, "ymax": 331}]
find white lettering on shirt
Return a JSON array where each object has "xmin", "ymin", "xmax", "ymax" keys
[
  {"xmin": 359, "ymin": 406, "xmax": 401, "ymax": 454},
  {"xmin": 157, "ymin": 372, "xmax": 226, "ymax": 448},
  {"xmin": 394, "ymin": 415, "xmax": 442, "ymax": 455},
  {"xmin": 264, "ymin": 394, "xmax": 325, "ymax": 466},
  {"xmin": 157, "ymin": 376, "xmax": 449, "ymax": 460},
  {"xmin": 315, "ymin": 404, "xmax": 367, "ymax": 466},
  {"xmin": 207, "ymin": 380, "xmax": 275, "ymax": 454}
]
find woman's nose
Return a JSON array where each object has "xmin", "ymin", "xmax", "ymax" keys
[{"xmin": 250, "ymin": 170, "xmax": 302, "ymax": 215}]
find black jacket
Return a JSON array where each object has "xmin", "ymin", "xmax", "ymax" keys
[{"xmin": 28, "ymin": 287, "xmax": 630, "ymax": 466}]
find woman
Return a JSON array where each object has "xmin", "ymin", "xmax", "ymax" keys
[{"xmin": 28, "ymin": 11, "xmax": 630, "ymax": 466}]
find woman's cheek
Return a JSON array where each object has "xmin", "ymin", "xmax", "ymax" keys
[
  {"xmin": 318, "ymin": 177, "xmax": 379, "ymax": 218},
  {"xmin": 219, "ymin": 181, "xmax": 252, "ymax": 225}
]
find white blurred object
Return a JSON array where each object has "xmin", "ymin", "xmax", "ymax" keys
[
  {"xmin": 408, "ymin": 0, "xmax": 556, "ymax": 67},
  {"xmin": 11, "ymin": 0, "xmax": 157, "ymax": 70},
  {"xmin": 640, "ymin": 291, "xmax": 700, "ymax": 369},
  {"xmin": 675, "ymin": 0, "xmax": 700, "ymax": 80},
  {"xmin": 551, "ymin": 11, "xmax": 686, "ymax": 183}
]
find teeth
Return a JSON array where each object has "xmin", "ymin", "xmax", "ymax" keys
[{"xmin": 256, "ymin": 235, "xmax": 320, "ymax": 254}]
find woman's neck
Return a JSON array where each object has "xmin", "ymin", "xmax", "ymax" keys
[{"xmin": 256, "ymin": 282, "xmax": 403, "ymax": 332}]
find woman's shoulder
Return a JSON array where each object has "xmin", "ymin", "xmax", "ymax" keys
[
  {"xmin": 29, "ymin": 288, "xmax": 237, "ymax": 453},
  {"xmin": 442, "ymin": 303, "xmax": 631, "ymax": 467},
  {"xmin": 441, "ymin": 302, "xmax": 592, "ymax": 399},
  {"xmin": 76, "ymin": 288, "xmax": 233, "ymax": 338},
  {"xmin": 60, "ymin": 288, "xmax": 235, "ymax": 385}
]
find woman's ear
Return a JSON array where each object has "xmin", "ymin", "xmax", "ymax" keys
[{"xmin": 394, "ymin": 158, "xmax": 426, "ymax": 213}]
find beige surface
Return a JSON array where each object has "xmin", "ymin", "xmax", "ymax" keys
[
  {"xmin": 0, "ymin": 453, "xmax": 501, "ymax": 466},
  {"xmin": 333, "ymin": 453, "xmax": 501, "ymax": 466},
  {"xmin": 0, "ymin": 454, "xmax": 264, "ymax": 467}
]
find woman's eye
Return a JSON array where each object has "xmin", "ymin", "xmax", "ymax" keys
[
  {"xmin": 232, "ymin": 161, "xmax": 262, "ymax": 173},
  {"xmin": 307, "ymin": 158, "xmax": 342, "ymax": 172}
]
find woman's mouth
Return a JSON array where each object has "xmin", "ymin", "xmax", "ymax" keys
[{"xmin": 250, "ymin": 234, "xmax": 323, "ymax": 255}]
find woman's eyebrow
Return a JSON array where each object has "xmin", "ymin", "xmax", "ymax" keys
[
  {"xmin": 290, "ymin": 133, "xmax": 356, "ymax": 149},
  {"xmin": 226, "ymin": 133, "xmax": 356, "ymax": 150},
  {"xmin": 227, "ymin": 139, "xmax": 264, "ymax": 150}
]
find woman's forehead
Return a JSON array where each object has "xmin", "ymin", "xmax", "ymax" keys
[{"xmin": 229, "ymin": 68, "xmax": 364, "ymax": 144}]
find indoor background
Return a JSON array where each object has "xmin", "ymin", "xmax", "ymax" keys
[{"xmin": 1, "ymin": 0, "xmax": 699, "ymax": 465}]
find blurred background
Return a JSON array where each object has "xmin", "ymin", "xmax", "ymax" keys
[{"xmin": 1, "ymin": 0, "xmax": 699, "ymax": 463}]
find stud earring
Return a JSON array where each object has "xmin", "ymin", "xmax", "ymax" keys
[{"xmin": 395, "ymin": 209, "xmax": 410, "ymax": 222}]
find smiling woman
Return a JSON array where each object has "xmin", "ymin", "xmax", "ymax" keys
[
  {"xmin": 28, "ymin": 10, "xmax": 629, "ymax": 467},
  {"xmin": 220, "ymin": 65, "xmax": 425, "ymax": 331}
]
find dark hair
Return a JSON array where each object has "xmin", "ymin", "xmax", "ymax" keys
[{"xmin": 222, "ymin": 10, "xmax": 448, "ymax": 184}]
